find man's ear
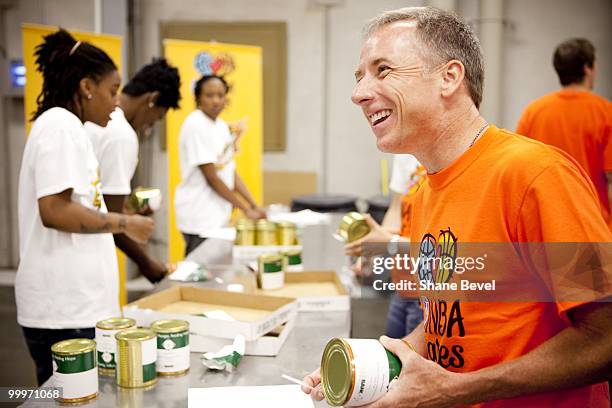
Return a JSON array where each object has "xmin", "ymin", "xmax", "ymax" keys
[{"xmin": 440, "ymin": 59, "xmax": 465, "ymax": 99}]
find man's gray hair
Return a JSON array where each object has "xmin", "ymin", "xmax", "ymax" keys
[{"xmin": 364, "ymin": 6, "xmax": 484, "ymax": 109}]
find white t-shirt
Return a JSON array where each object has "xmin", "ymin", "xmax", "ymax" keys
[
  {"xmin": 85, "ymin": 107, "xmax": 139, "ymax": 195},
  {"xmin": 389, "ymin": 154, "xmax": 420, "ymax": 194},
  {"xmin": 174, "ymin": 110, "xmax": 235, "ymax": 235},
  {"xmin": 16, "ymin": 107, "xmax": 120, "ymax": 329}
]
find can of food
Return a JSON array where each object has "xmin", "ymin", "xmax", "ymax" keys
[
  {"xmin": 126, "ymin": 187, "xmax": 162, "ymax": 213},
  {"xmin": 51, "ymin": 338, "xmax": 98, "ymax": 403},
  {"xmin": 282, "ymin": 249, "xmax": 304, "ymax": 272},
  {"xmin": 276, "ymin": 221, "xmax": 297, "ymax": 245},
  {"xmin": 235, "ymin": 219, "xmax": 256, "ymax": 246},
  {"xmin": 150, "ymin": 320, "xmax": 190, "ymax": 376},
  {"xmin": 96, "ymin": 317, "xmax": 136, "ymax": 376},
  {"xmin": 115, "ymin": 328, "xmax": 157, "ymax": 388},
  {"xmin": 338, "ymin": 212, "xmax": 370, "ymax": 243},
  {"xmin": 256, "ymin": 220, "xmax": 277, "ymax": 245},
  {"xmin": 320, "ymin": 338, "xmax": 401, "ymax": 407},
  {"xmin": 257, "ymin": 253, "xmax": 285, "ymax": 290}
]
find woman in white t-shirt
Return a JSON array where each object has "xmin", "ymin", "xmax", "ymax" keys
[
  {"xmin": 16, "ymin": 29, "xmax": 154, "ymax": 385},
  {"xmin": 174, "ymin": 75, "xmax": 266, "ymax": 255}
]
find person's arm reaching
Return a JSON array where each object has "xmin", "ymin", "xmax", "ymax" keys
[
  {"xmin": 38, "ymin": 189, "xmax": 153, "ymax": 243},
  {"xmin": 381, "ymin": 192, "xmax": 402, "ymax": 234},
  {"xmin": 104, "ymin": 194, "xmax": 167, "ymax": 283},
  {"xmin": 199, "ymin": 164, "xmax": 262, "ymax": 219},
  {"xmin": 234, "ymin": 172, "xmax": 266, "ymax": 218}
]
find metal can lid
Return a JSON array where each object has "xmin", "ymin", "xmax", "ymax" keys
[
  {"xmin": 321, "ymin": 338, "xmax": 353, "ymax": 406},
  {"xmin": 275, "ymin": 221, "xmax": 296, "ymax": 229},
  {"xmin": 338, "ymin": 212, "xmax": 370, "ymax": 242},
  {"xmin": 134, "ymin": 187, "xmax": 161, "ymax": 200},
  {"xmin": 115, "ymin": 328, "xmax": 156, "ymax": 342},
  {"xmin": 51, "ymin": 338, "xmax": 96, "ymax": 355},
  {"xmin": 235, "ymin": 218, "xmax": 256, "ymax": 228},
  {"xmin": 96, "ymin": 317, "xmax": 136, "ymax": 330},
  {"xmin": 256, "ymin": 219, "xmax": 276, "ymax": 230},
  {"xmin": 259, "ymin": 253, "xmax": 283, "ymax": 263},
  {"xmin": 151, "ymin": 319, "xmax": 189, "ymax": 334}
]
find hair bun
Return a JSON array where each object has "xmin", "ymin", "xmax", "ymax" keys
[{"xmin": 34, "ymin": 28, "xmax": 77, "ymax": 74}]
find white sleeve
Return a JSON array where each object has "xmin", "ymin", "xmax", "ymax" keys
[
  {"xmin": 98, "ymin": 134, "xmax": 138, "ymax": 195},
  {"xmin": 182, "ymin": 121, "xmax": 218, "ymax": 168},
  {"xmin": 389, "ymin": 155, "xmax": 419, "ymax": 193},
  {"xmin": 34, "ymin": 128, "xmax": 89, "ymax": 199}
]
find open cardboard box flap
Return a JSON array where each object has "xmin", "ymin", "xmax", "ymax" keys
[{"xmin": 123, "ymin": 286, "xmax": 297, "ymax": 341}]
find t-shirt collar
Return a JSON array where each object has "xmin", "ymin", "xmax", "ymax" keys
[{"xmin": 426, "ymin": 124, "xmax": 496, "ymax": 190}]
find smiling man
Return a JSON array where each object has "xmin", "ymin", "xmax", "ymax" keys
[{"xmin": 302, "ymin": 6, "xmax": 611, "ymax": 408}]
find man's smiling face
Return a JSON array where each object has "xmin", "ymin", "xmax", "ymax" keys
[{"xmin": 351, "ymin": 22, "xmax": 443, "ymax": 154}]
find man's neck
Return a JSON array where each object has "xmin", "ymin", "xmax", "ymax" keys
[
  {"xmin": 562, "ymin": 82, "xmax": 591, "ymax": 92},
  {"xmin": 415, "ymin": 104, "xmax": 486, "ymax": 174}
]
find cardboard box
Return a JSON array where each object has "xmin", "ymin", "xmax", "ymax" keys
[
  {"xmin": 232, "ymin": 244, "xmax": 302, "ymax": 263},
  {"xmin": 255, "ymin": 271, "xmax": 350, "ymax": 312},
  {"xmin": 190, "ymin": 318, "xmax": 296, "ymax": 356},
  {"xmin": 123, "ymin": 286, "xmax": 297, "ymax": 341}
]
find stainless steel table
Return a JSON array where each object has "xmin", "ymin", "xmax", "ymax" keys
[{"xmin": 24, "ymin": 217, "xmax": 357, "ymax": 407}]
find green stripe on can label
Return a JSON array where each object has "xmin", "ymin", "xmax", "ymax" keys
[
  {"xmin": 386, "ymin": 350, "xmax": 401, "ymax": 380},
  {"xmin": 97, "ymin": 351, "xmax": 116, "ymax": 369},
  {"xmin": 53, "ymin": 350, "xmax": 96, "ymax": 374},
  {"xmin": 157, "ymin": 331, "xmax": 189, "ymax": 349},
  {"xmin": 263, "ymin": 261, "xmax": 283, "ymax": 273},
  {"xmin": 286, "ymin": 254, "xmax": 302, "ymax": 265},
  {"xmin": 143, "ymin": 362, "xmax": 156, "ymax": 382}
]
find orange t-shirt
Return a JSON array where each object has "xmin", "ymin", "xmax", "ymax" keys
[
  {"xmin": 400, "ymin": 125, "xmax": 611, "ymax": 407},
  {"xmin": 516, "ymin": 89, "xmax": 612, "ymax": 225}
]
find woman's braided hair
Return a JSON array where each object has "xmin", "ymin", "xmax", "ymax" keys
[{"xmin": 31, "ymin": 28, "xmax": 117, "ymax": 121}]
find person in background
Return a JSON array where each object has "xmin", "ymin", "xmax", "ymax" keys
[
  {"xmin": 345, "ymin": 155, "xmax": 425, "ymax": 338},
  {"xmin": 517, "ymin": 38, "xmax": 611, "ymax": 227},
  {"xmin": 16, "ymin": 29, "xmax": 154, "ymax": 385},
  {"xmin": 304, "ymin": 7, "xmax": 611, "ymax": 407},
  {"xmin": 174, "ymin": 75, "xmax": 266, "ymax": 256},
  {"xmin": 86, "ymin": 58, "xmax": 181, "ymax": 283}
]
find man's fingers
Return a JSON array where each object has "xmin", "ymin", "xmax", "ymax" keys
[{"xmin": 379, "ymin": 335, "xmax": 416, "ymax": 362}]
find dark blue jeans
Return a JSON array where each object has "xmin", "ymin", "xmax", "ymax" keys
[
  {"xmin": 386, "ymin": 294, "xmax": 423, "ymax": 338},
  {"xmin": 22, "ymin": 326, "xmax": 95, "ymax": 386}
]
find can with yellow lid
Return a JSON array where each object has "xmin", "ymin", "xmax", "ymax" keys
[
  {"xmin": 256, "ymin": 220, "xmax": 277, "ymax": 245},
  {"xmin": 115, "ymin": 328, "xmax": 158, "ymax": 388},
  {"xmin": 276, "ymin": 221, "xmax": 297, "ymax": 245},
  {"xmin": 95, "ymin": 317, "xmax": 136, "ymax": 376},
  {"xmin": 51, "ymin": 338, "xmax": 98, "ymax": 403},
  {"xmin": 257, "ymin": 253, "xmax": 285, "ymax": 290},
  {"xmin": 320, "ymin": 338, "xmax": 401, "ymax": 407},
  {"xmin": 338, "ymin": 212, "xmax": 370, "ymax": 243},
  {"xmin": 151, "ymin": 320, "xmax": 190, "ymax": 376},
  {"xmin": 235, "ymin": 219, "xmax": 256, "ymax": 246}
]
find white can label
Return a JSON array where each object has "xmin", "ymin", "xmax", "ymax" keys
[
  {"xmin": 95, "ymin": 327, "xmax": 120, "ymax": 369},
  {"xmin": 344, "ymin": 339, "xmax": 390, "ymax": 406},
  {"xmin": 261, "ymin": 270, "xmax": 285, "ymax": 290},
  {"xmin": 156, "ymin": 331, "xmax": 190, "ymax": 373},
  {"xmin": 53, "ymin": 367, "xmax": 97, "ymax": 400}
]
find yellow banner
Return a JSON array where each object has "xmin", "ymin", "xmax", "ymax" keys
[
  {"xmin": 22, "ymin": 24, "xmax": 128, "ymax": 306},
  {"xmin": 164, "ymin": 39, "xmax": 263, "ymax": 262}
]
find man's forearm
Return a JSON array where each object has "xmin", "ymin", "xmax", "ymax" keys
[
  {"xmin": 209, "ymin": 176, "xmax": 248, "ymax": 211},
  {"xmin": 448, "ymin": 303, "xmax": 612, "ymax": 405},
  {"xmin": 113, "ymin": 233, "xmax": 152, "ymax": 267}
]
